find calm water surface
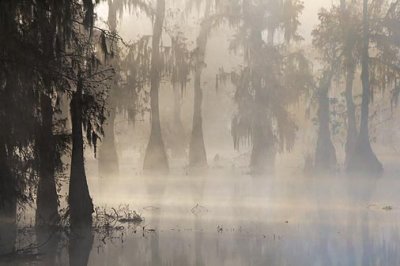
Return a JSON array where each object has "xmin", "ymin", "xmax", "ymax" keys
[{"xmin": 3, "ymin": 161, "xmax": 400, "ymax": 266}]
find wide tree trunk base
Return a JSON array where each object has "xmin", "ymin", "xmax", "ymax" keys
[
  {"xmin": 344, "ymin": 133, "xmax": 357, "ymax": 170},
  {"xmin": 314, "ymin": 139, "xmax": 337, "ymax": 174},
  {"xmin": 250, "ymin": 146, "xmax": 275, "ymax": 176},
  {"xmin": 171, "ymin": 85, "xmax": 187, "ymax": 159},
  {"xmin": 143, "ymin": 134, "xmax": 169, "ymax": 173},
  {"xmin": 346, "ymin": 140, "xmax": 383, "ymax": 176},
  {"xmin": 69, "ymin": 79, "xmax": 94, "ymax": 230},
  {"xmin": 249, "ymin": 124, "xmax": 275, "ymax": 176},
  {"xmin": 69, "ymin": 172, "xmax": 93, "ymax": 230},
  {"xmin": 189, "ymin": 134, "xmax": 207, "ymax": 169},
  {"xmin": 69, "ymin": 197, "xmax": 93, "ymax": 230}
]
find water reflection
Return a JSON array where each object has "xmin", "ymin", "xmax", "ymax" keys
[
  {"xmin": 35, "ymin": 227, "xmax": 62, "ymax": 266},
  {"xmin": 145, "ymin": 173, "xmax": 167, "ymax": 266},
  {"xmin": 0, "ymin": 201, "xmax": 16, "ymax": 256},
  {"xmin": 69, "ymin": 227, "xmax": 93, "ymax": 266},
  {"xmin": 3, "ymin": 171, "xmax": 400, "ymax": 265}
]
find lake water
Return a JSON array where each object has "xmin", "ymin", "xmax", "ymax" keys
[{"xmin": 2, "ymin": 156, "xmax": 400, "ymax": 266}]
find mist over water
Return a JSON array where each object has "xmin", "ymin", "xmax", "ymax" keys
[
  {"xmin": 45, "ymin": 144, "xmax": 400, "ymax": 264},
  {"xmin": 63, "ymin": 153, "xmax": 400, "ymax": 265}
]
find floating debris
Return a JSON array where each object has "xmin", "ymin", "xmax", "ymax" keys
[
  {"xmin": 118, "ymin": 215, "xmax": 143, "ymax": 224},
  {"xmin": 191, "ymin": 204, "xmax": 208, "ymax": 216},
  {"xmin": 93, "ymin": 205, "xmax": 144, "ymax": 245},
  {"xmin": 367, "ymin": 204, "xmax": 395, "ymax": 211},
  {"xmin": 217, "ymin": 225, "xmax": 223, "ymax": 233},
  {"xmin": 382, "ymin": 206, "xmax": 393, "ymax": 211},
  {"xmin": 142, "ymin": 225, "xmax": 156, "ymax": 236}
]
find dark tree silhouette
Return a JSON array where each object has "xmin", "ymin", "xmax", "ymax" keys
[
  {"xmin": 0, "ymin": 0, "xmax": 40, "ymax": 253},
  {"xmin": 311, "ymin": 2, "xmax": 363, "ymax": 173},
  {"xmin": 341, "ymin": 1, "xmax": 360, "ymax": 168},
  {"xmin": 171, "ymin": 82, "xmax": 186, "ymax": 157},
  {"xmin": 0, "ymin": 0, "xmax": 112, "ymax": 234},
  {"xmin": 34, "ymin": 1, "xmax": 62, "ymax": 227},
  {"xmin": 166, "ymin": 33, "xmax": 190, "ymax": 158},
  {"xmin": 94, "ymin": 0, "xmax": 156, "ymax": 178},
  {"xmin": 67, "ymin": 24, "xmax": 113, "ymax": 227},
  {"xmin": 35, "ymin": 93, "xmax": 60, "ymax": 226},
  {"xmin": 188, "ymin": 0, "xmax": 213, "ymax": 168},
  {"xmin": 347, "ymin": 0, "xmax": 383, "ymax": 175},
  {"xmin": 69, "ymin": 72, "xmax": 95, "ymax": 228},
  {"xmin": 311, "ymin": 5, "xmax": 349, "ymax": 172},
  {"xmin": 312, "ymin": 0, "xmax": 400, "ymax": 173},
  {"xmin": 0, "ymin": 139, "xmax": 17, "ymax": 255},
  {"xmin": 314, "ymin": 68, "xmax": 338, "ymax": 173},
  {"xmin": 69, "ymin": 227, "xmax": 94, "ymax": 266},
  {"xmin": 143, "ymin": 0, "xmax": 169, "ymax": 172}
]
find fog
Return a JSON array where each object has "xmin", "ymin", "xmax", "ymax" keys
[{"xmin": 1, "ymin": 0, "xmax": 400, "ymax": 265}]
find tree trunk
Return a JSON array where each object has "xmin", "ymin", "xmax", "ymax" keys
[
  {"xmin": 98, "ymin": 104, "xmax": 119, "ymax": 178},
  {"xmin": 347, "ymin": 0, "xmax": 383, "ymax": 175},
  {"xmin": 0, "ymin": 139, "xmax": 16, "ymax": 256},
  {"xmin": 189, "ymin": 70, "xmax": 207, "ymax": 168},
  {"xmin": 69, "ymin": 75, "xmax": 93, "ymax": 229},
  {"xmin": 35, "ymin": 94, "xmax": 60, "ymax": 227},
  {"xmin": 314, "ymin": 70, "xmax": 337, "ymax": 173},
  {"xmin": 34, "ymin": 1, "xmax": 60, "ymax": 227},
  {"xmin": 171, "ymin": 84, "xmax": 186, "ymax": 157},
  {"xmin": 341, "ymin": 0, "xmax": 358, "ymax": 169},
  {"xmin": 250, "ymin": 118, "xmax": 275, "ymax": 175},
  {"xmin": 188, "ymin": 0, "xmax": 212, "ymax": 168},
  {"xmin": 248, "ymin": 18, "xmax": 276, "ymax": 175},
  {"xmin": 143, "ymin": 0, "xmax": 169, "ymax": 172},
  {"xmin": 344, "ymin": 65, "xmax": 357, "ymax": 168}
]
